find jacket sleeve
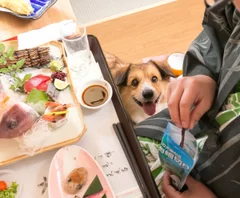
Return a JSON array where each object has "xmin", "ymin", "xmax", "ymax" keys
[{"xmin": 183, "ymin": 28, "xmax": 224, "ymax": 82}]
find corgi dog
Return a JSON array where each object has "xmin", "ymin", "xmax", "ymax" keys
[{"xmin": 105, "ymin": 52, "xmax": 175, "ymax": 124}]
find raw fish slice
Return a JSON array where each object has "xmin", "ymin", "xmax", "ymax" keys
[{"xmin": 0, "ymin": 102, "xmax": 39, "ymax": 139}]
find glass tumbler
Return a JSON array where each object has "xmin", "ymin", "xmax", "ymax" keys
[{"xmin": 61, "ymin": 21, "xmax": 91, "ymax": 77}]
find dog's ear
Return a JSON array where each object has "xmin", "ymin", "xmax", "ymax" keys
[
  {"xmin": 113, "ymin": 64, "xmax": 131, "ymax": 86},
  {"xmin": 150, "ymin": 60, "xmax": 176, "ymax": 80}
]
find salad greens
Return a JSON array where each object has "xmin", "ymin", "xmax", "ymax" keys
[
  {"xmin": 0, "ymin": 182, "xmax": 18, "ymax": 198},
  {"xmin": 0, "ymin": 43, "xmax": 31, "ymax": 93}
]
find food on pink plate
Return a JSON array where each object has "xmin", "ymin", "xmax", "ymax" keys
[
  {"xmin": 64, "ymin": 167, "xmax": 88, "ymax": 194},
  {"xmin": 24, "ymin": 74, "xmax": 51, "ymax": 92},
  {"xmin": 0, "ymin": 102, "xmax": 39, "ymax": 139}
]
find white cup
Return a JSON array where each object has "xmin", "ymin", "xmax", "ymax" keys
[{"xmin": 77, "ymin": 79, "xmax": 113, "ymax": 110}]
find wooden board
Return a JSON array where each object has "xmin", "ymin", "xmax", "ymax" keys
[{"xmin": 0, "ymin": 40, "xmax": 86, "ymax": 167}]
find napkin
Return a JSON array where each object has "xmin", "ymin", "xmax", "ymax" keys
[{"xmin": 18, "ymin": 20, "xmax": 73, "ymax": 50}]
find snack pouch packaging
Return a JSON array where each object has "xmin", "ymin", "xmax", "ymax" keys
[{"xmin": 159, "ymin": 123, "xmax": 198, "ymax": 190}]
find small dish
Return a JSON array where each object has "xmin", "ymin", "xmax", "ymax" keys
[{"xmin": 77, "ymin": 79, "xmax": 113, "ymax": 110}]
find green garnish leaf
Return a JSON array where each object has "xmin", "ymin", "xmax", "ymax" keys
[
  {"xmin": 0, "ymin": 68, "xmax": 10, "ymax": 73},
  {"xmin": 0, "ymin": 57, "xmax": 5, "ymax": 64},
  {"xmin": 3, "ymin": 53, "xmax": 7, "ymax": 58},
  {"xmin": 26, "ymin": 89, "xmax": 48, "ymax": 104},
  {"xmin": 9, "ymin": 56, "xmax": 15, "ymax": 61},
  {"xmin": 9, "ymin": 73, "xmax": 31, "ymax": 93},
  {"xmin": 7, "ymin": 46, "xmax": 14, "ymax": 57},
  {"xmin": 17, "ymin": 69, "xmax": 22, "ymax": 73},
  {"xmin": 10, "ymin": 85, "xmax": 15, "ymax": 91},
  {"xmin": 0, "ymin": 43, "xmax": 5, "ymax": 52},
  {"xmin": 102, "ymin": 194, "xmax": 107, "ymax": 198},
  {"xmin": 23, "ymin": 73, "xmax": 32, "ymax": 83},
  {"xmin": 3, "ymin": 60, "xmax": 7, "ymax": 65},
  {"xmin": 16, "ymin": 59, "xmax": 25, "ymax": 68}
]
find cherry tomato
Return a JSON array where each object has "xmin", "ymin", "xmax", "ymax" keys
[{"xmin": 0, "ymin": 181, "xmax": 7, "ymax": 191}]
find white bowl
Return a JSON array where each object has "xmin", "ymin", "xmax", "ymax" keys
[{"xmin": 77, "ymin": 79, "xmax": 113, "ymax": 109}]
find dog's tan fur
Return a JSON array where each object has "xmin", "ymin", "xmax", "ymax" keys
[{"xmin": 105, "ymin": 52, "xmax": 175, "ymax": 123}]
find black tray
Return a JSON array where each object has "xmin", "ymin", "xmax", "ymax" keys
[{"xmin": 88, "ymin": 35, "xmax": 161, "ymax": 198}]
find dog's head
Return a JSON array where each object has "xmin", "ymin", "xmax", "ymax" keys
[{"xmin": 114, "ymin": 60, "xmax": 175, "ymax": 116}]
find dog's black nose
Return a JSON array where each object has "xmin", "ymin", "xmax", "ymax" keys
[{"xmin": 142, "ymin": 89, "xmax": 154, "ymax": 99}]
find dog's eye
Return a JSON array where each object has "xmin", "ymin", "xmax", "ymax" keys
[
  {"xmin": 131, "ymin": 79, "xmax": 139, "ymax": 87},
  {"xmin": 152, "ymin": 76, "xmax": 158, "ymax": 83}
]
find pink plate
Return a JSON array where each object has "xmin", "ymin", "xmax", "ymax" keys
[{"xmin": 48, "ymin": 145, "xmax": 116, "ymax": 198}]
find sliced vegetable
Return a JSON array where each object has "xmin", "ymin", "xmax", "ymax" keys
[
  {"xmin": 54, "ymin": 79, "xmax": 69, "ymax": 91},
  {"xmin": 26, "ymin": 89, "xmax": 48, "ymax": 104},
  {"xmin": 26, "ymin": 89, "xmax": 49, "ymax": 114},
  {"xmin": 45, "ymin": 110, "xmax": 68, "ymax": 116},
  {"xmin": 50, "ymin": 60, "xmax": 62, "ymax": 72},
  {"xmin": 24, "ymin": 74, "xmax": 51, "ymax": 92}
]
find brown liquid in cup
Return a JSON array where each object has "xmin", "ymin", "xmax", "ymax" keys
[{"xmin": 82, "ymin": 85, "xmax": 108, "ymax": 107}]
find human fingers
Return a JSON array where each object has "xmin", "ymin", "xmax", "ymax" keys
[
  {"xmin": 162, "ymin": 171, "xmax": 181, "ymax": 198},
  {"xmin": 179, "ymin": 87, "xmax": 198, "ymax": 129},
  {"xmin": 189, "ymin": 98, "xmax": 212, "ymax": 129},
  {"xmin": 167, "ymin": 82, "xmax": 184, "ymax": 128}
]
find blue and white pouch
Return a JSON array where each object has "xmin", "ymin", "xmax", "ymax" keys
[{"xmin": 159, "ymin": 123, "xmax": 198, "ymax": 190}]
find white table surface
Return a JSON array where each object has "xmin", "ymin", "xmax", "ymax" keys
[{"xmin": 0, "ymin": 53, "xmax": 142, "ymax": 198}]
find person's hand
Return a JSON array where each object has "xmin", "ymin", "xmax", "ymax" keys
[
  {"xmin": 167, "ymin": 75, "xmax": 216, "ymax": 129},
  {"xmin": 162, "ymin": 171, "xmax": 217, "ymax": 198}
]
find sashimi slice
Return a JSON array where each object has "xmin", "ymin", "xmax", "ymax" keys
[{"xmin": 24, "ymin": 74, "xmax": 51, "ymax": 92}]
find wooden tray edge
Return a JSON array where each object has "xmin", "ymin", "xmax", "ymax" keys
[{"xmin": 0, "ymin": 40, "xmax": 87, "ymax": 167}]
